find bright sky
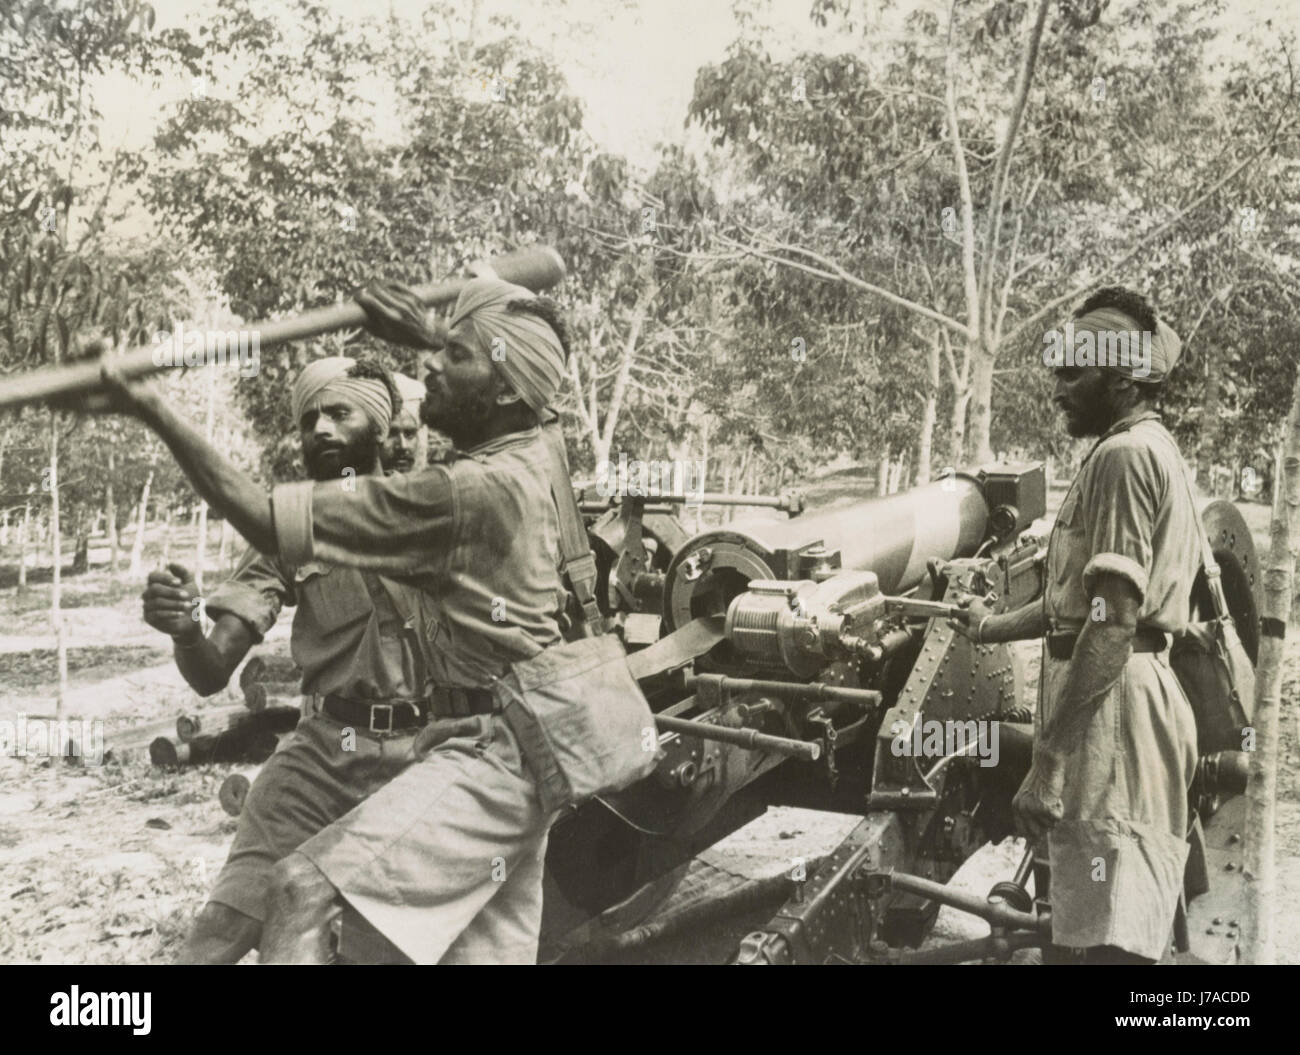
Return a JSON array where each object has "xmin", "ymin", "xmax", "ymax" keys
[
  {"xmin": 87, "ymin": 0, "xmax": 1297, "ymax": 233},
  {"xmin": 94, "ymin": 0, "xmax": 828, "ymax": 170}
]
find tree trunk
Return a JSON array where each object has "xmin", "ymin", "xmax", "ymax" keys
[
  {"xmin": 0, "ymin": 429, "xmax": 7, "ymax": 546},
  {"xmin": 916, "ymin": 336, "xmax": 940, "ymax": 485},
  {"xmin": 196, "ymin": 504, "xmax": 209, "ymax": 591},
  {"xmin": 1241, "ymin": 375, "xmax": 1300, "ymax": 964},
  {"xmin": 695, "ymin": 418, "xmax": 709, "ymax": 533},
  {"xmin": 106, "ymin": 451, "xmax": 119, "ymax": 576},
  {"xmin": 49, "ymin": 410, "xmax": 69, "ymax": 736},
  {"xmin": 595, "ymin": 277, "xmax": 656, "ymax": 468},
  {"xmin": 17, "ymin": 499, "xmax": 30, "ymax": 593},
  {"xmin": 950, "ymin": 386, "xmax": 972, "ymax": 468},
  {"xmin": 1198, "ymin": 345, "xmax": 1224, "ymax": 486},
  {"xmin": 877, "ymin": 452, "xmax": 891, "ymax": 497},
  {"xmin": 128, "ymin": 468, "xmax": 154, "ymax": 577},
  {"xmin": 160, "ymin": 506, "xmax": 174, "ymax": 565},
  {"xmin": 967, "ymin": 348, "xmax": 996, "ymax": 464},
  {"xmin": 218, "ymin": 517, "xmax": 231, "ymax": 572},
  {"xmin": 196, "ymin": 369, "xmax": 215, "ymax": 590}
]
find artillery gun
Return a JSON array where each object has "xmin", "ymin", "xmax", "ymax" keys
[
  {"xmin": 335, "ymin": 457, "xmax": 1261, "ymax": 964},
  {"xmin": 538, "ymin": 463, "xmax": 1045, "ymax": 962}
]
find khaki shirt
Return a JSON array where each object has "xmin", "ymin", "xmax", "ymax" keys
[
  {"xmin": 1040, "ymin": 408, "xmax": 1202, "ymax": 959},
  {"xmin": 1045, "ymin": 410, "xmax": 1201, "ymax": 630},
  {"xmin": 270, "ymin": 427, "xmax": 564, "ymax": 688},
  {"xmin": 206, "ymin": 547, "xmax": 425, "ymax": 700}
]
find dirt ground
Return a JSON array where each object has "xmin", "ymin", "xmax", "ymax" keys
[{"xmin": 1, "ymin": 507, "xmax": 1298, "ymax": 965}]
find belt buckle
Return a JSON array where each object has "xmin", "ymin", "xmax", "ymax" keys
[{"xmin": 369, "ymin": 703, "xmax": 394, "ymax": 735}]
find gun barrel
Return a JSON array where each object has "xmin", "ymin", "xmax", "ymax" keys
[
  {"xmin": 663, "ymin": 475, "xmax": 990, "ymax": 631},
  {"xmin": 0, "ymin": 246, "xmax": 565, "ymax": 412},
  {"xmin": 655, "ymin": 714, "xmax": 821, "ymax": 761}
]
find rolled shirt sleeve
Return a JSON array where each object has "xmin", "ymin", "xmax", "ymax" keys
[
  {"xmin": 205, "ymin": 546, "xmax": 292, "ymax": 643},
  {"xmin": 1079, "ymin": 439, "xmax": 1159, "ymax": 603},
  {"xmin": 271, "ymin": 466, "xmax": 457, "ymax": 576}
]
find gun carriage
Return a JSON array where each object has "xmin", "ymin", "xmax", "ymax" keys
[{"xmin": 528, "ymin": 462, "xmax": 1261, "ymax": 964}]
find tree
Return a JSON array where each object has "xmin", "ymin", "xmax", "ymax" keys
[{"xmin": 688, "ymin": 0, "xmax": 1298, "ymax": 474}]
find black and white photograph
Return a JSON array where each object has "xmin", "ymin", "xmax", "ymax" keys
[{"xmin": 0, "ymin": 0, "xmax": 1296, "ymax": 1005}]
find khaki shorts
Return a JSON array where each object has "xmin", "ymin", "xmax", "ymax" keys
[
  {"xmin": 208, "ymin": 712, "xmax": 417, "ymax": 922},
  {"xmin": 1041, "ymin": 648, "xmax": 1196, "ymax": 961},
  {"xmin": 297, "ymin": 712, "xmax": 552, "ymax": 965}
]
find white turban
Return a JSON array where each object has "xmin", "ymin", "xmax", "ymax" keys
[{"xmin": 392, "ymin": 372, "xmax": 426, "ymax": 418}]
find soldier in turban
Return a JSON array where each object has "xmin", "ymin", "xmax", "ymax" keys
[
  {"xmin": 76, "ymin": 275, "xmax": 578, "ymax": 965},
  {"xmin": 138, "ymin": 355, "xmax": 426, "ymax": 963},
  {"xmin": 954, "ymin": 287, "xmax": 1200, "ymax": 964},
  {"xmin": 381, "ymin": 372, "xmax": 428, "ymax": 474}
]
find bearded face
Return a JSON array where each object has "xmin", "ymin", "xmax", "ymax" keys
[
  {"xmin": 1051, "ymin": 366, "xmax": 1121, "ymax": 438},
  {"xmin": 417, "ymin": 320, "xmax": 511, "ymax": 447},
  {"xmin": 299, "ymin": 391, "xmax": 384, "ymax": 481}
]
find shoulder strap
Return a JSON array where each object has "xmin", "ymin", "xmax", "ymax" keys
[
  {"xmin": 358, "ymin": 570, "xmax": 433, "ymax": 688},
  {"xmin": 539, "ymin": 420, "xmax": 604, "ymax": 636},
  {"xmin": 1094, "ymin": 415, "xmax": 1231, "ymax": 621},
  {"xmin": 1168, "ymin": 448, "xmax": 1232, "ymax": 621}
]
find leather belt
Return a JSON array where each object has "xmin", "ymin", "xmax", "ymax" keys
[
  {"xmin": 1046, "ymin": 626, "xmax": 1167, "ymax": 661},
  {"xmin": 321, "ymin": 695, "xmax": 429, "ymax": 734},
  {"xmin": 427, "ymin": 685, "xmax": 498, "ymax": 719},
  {"xmin": 322, "ymin": 687, "xmax": 498, "ymax": 733}
]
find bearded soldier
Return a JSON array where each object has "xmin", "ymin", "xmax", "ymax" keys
[
  {"xmin": 954, "ymin": 286, "xmax": 1199, "ymax": 965},
  {"xmin": 76, "ymin": 277, "xmax": 573, "ymax": 964},
  {"xmin": 141, "ymin": 357, "xmax": 431, "ymax": 964}
]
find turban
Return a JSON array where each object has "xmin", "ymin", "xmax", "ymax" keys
[
  {"xmin": 393, "ymin": 371, "xmax": 426, "ymax": 417},
  {"xmin": 291, "ymin": 356, "xmax": 393, "ymax": 435},
  {"xmin": 449, "ymin": 277, "xmax": 565, "ymax": 413},
  {"xmin": 1069, "ymin": 307, "xmax": 1183, "ymax": 383}
]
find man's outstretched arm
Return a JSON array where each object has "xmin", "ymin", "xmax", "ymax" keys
[
  {"xmin": 129, "ymin": 390, "xmax": 277, "ymax": 554},
  {"xmin": 951, "ymin": 596, "xmax": 1047, "ymax": 644},
  {"xmin": 80, "ymin": 367, "xmax": 454, "ymax": 575}
]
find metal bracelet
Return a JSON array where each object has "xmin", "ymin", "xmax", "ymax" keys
[{"xmin": 976, "ymin": 615, "xmax": 992, "ymax": 645}]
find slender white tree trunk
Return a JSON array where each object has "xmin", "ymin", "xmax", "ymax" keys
[
  {"xmin": 49, "ymin": 410, "xmax": 68, "ymax": 746},
  {"xmin": 17, "ymin": 498, "xmax": 31, "ymax": 592},
  {"xmin": 218, "ymin": 517, "xmax": 231, "ymax": 572},
  {"xmin": 128, "ymin": 468, "xmax": 154, "ymax": 577},
  {"xmin": 106, "ymin": 453, "xmax": 119, "ymax": 577},
  {"xmin": 1241, "ymin": 377, "xmax": 1300, "ymax": 964},
  {"xmin": 916, "ymin": 335, "xmax": 940, "ymax": 485},
  {"xmin": 160, "ymin": 506, "xmax": 174, "ymax": 565},
  {"xmin": 196, "ymin": 371, "xmax": 216, "ymax": 590}
]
